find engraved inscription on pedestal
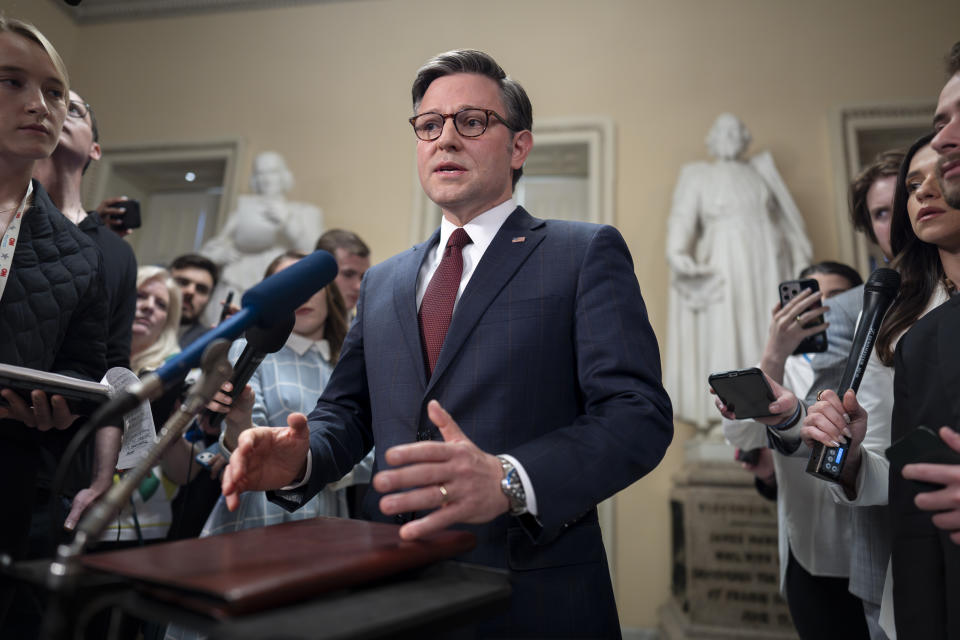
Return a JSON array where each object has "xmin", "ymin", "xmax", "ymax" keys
[{"xmin": 662, "ymin": 462, "xmax": 797, "ymax": 640}]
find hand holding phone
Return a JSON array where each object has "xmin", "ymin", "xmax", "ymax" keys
[
  {"xmin": 111, "ymin": 199, "xmax": 141, "ymax": 230},
  {"xmin": 778, "ymin": 279, "xmax": 828, "ymax": 354},
  {"xmin": 709, "ymin": 367, "xmax": 777, "ymax": 419}
]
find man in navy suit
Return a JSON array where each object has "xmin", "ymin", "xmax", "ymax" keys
[{"xmin": 221, "ymin": 49, "xmax": 673, "ymax": 636}]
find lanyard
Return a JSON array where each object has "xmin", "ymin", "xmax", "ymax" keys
[{"xmin": 0, "ymin": 181, "xmax": 34, "ymax": 303}]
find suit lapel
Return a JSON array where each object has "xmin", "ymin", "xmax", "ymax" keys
[
  {"xmin": 394, "ymin": 229, "xmax": 439, "ymax": 390},
  {"xmin": 426, "ymin": 207, "xmax": 546, "ymax": 393},
  {"xmin": 935, "ymin": 294, "xmax": 960, "ymax": 419}
]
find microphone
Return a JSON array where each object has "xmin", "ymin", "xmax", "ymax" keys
[
  {"xmin": 90, "ymin": 250, "xmax": 338, "ymax": 426},
  {"xmin": 42, "ymin": 342, "xmax": 233, "ymax": 640},
  {"xmin": 201, "ymin": 312, "xmax": 296, "ymax": 431},
  {"xmin": 807, "ymin": 268, "xmax": 901, "ymax": 482},
  {"xmin": 52, "ymin": 343, "xmax": 233, "ymax": 562}
]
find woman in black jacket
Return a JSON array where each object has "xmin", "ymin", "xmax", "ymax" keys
[{"xmin": 0, "ymin": 17, "xmax": 108, "ymax": 628}]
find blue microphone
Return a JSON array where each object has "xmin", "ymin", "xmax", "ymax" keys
[
  {"xmin": 91, "ymin": 250, "xmax": 338, "ymax": 424},
  {"xmin": 153, "ymin": 249, "xmax": 337, "ymax": 385}
]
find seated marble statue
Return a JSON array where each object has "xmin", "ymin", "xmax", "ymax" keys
[
  {"xmin": 200, "ymin": 151, "xmax": 323, "ymax": 324},
  {"xmin": 665, "ymin": 113, "xmax": 812, "ymax": 432}
]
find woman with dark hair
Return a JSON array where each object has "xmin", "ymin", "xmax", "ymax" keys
[
  {"xmin": 874, "ymin": 133, "xmax": 952, "ymax": 365},
  {"xmin": 798, "ymin": 261, "xmax": 863, "ymax": 296},
  {"xmin": 200, "ymin": 251, "xmax": 370, "ymax": 535},
  {"xmin": 802, "ymin": 132, "xmax": 959, "ymax": 637}
]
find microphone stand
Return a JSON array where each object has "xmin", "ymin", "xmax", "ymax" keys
[{"xmin": 40, "ymin": 340, "xmax": 233, "ymax": 640}]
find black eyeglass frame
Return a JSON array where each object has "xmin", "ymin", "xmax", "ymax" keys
[
  {"xmin": 66, "ymin": 100, "xmax": 90, "ymax": 120},
  {"xmin": 408, "ymin": 108, "xmax": 514, "ymax": 141}
]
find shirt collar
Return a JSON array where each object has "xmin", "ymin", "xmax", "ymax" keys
[
  {"xmin": 436, "ymin": 198, "xmax": 516, "ymax": 259},
  {"xmin": 285, "ymin": 332, "xmax": 331, "ymax": 361}
]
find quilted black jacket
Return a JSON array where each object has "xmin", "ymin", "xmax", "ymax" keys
[{"xmin": 0, "ymin": 181, "xmax": 108, "ymax": 432}]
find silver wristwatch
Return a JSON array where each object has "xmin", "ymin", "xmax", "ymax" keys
[{"xmin": 497, "ymin": 455, "xmax": 527, "ymax": 516}]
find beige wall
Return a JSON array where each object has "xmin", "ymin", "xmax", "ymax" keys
[{"xmin": 9, "ymin": 0, "xmax": 960, "ymax": 627}]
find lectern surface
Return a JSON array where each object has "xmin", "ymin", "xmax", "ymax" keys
[{"xmin": 80, "ymin": 516, "xmax": 477, "ymax": 617}]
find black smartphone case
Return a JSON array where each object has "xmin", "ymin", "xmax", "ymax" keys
[
  {"xmin": 779, "ymin": 279, "xmax": 828, "ymax": 354},
  {"xmin": 886, "ymin": 426, "xmax": 960, "ymax": 472},
  {"xmin": 708, "ymin": 367, "xmax": 776, "ymax": 419}
]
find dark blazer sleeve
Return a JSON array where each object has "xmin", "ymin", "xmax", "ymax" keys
[
  {"xmin": 507, "ymin": 225, "xmax": 673, "ymax": 542},
  {"xmin": 102, "ymin": 227, "xmax": 137, "ymax": 370}
]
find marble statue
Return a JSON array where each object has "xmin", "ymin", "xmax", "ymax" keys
[
  {"xmin": 201, "ymin": 151, "xmax": 323, "ymax": 325},
  {"xmin": 665, "ymin": 113, "xmax": 812, "ymax": 432}
]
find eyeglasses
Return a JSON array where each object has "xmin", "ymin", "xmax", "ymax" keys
[
  {"xmin": 409, "ymin": 108, "xmax": 513, "ymax": 141},
  {"xmin": 66, "ymin": 100, "xmax": 90, "ymax": 120}
]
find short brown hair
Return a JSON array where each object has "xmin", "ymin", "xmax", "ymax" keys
[
  {"xmin": 411, "ymin": 49, "xmax": 532, "ymax": 188},
  {"xmin": 848, "ymin": 150, "xmax": 905, "ymax": 244},
  {"xmin": 947, "ymin": 40, "xmax": 960, "ymax": 76},
  {"xmin": 315, "ymin": 229, "xmax": 370, "ymax": 258}
]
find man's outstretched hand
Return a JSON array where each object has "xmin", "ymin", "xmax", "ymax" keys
[
  {"xmin": 220, "ymin": 412, "xmax": 310, "ymax": 511},
  {"xmin": 374, "ymin": 400, "xmax": 509, "ymax": 541}
]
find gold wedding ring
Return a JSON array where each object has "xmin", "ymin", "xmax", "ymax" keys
[
  {"xmin": 438, "ymin": 484, "xmax": 449, "ymax": 503},
  {"xmin": 795, "ymin": 314, "xmax": 803, "ymax": 325},
  {"xmin": 816, "ymin": 389, "xmax": 825, "ymax": 401}
]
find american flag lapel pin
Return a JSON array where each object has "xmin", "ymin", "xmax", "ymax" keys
[{"xmin": 512, "ymin": 236, "xmax": 526, "ymax": 243}]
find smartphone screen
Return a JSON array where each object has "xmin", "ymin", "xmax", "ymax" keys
[
  {"xmin": 778, "ymin": 278, "xmax": 828, "ymax": 354},
  {"xmin": 708, "ymin": 367, "xmax": 776, "ymax": 419}
]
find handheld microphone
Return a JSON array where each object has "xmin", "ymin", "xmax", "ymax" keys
[
  {"xmin": 42, "ymin": 342, "xmax": 233, "ymax": 640},
  {"xmin": 201, "ymin": 312, "xmax": 296, "ymax": 431},
  {"xmin": 807, "ymin": 268, "xmax": 900, "ymax": 482},
  {"xmin": 89, "ymin": 250, "xmax": 337, "ymax": 427}
]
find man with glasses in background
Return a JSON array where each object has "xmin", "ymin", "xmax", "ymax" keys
[
  {"xmin": 34, "ymin": 91, "xmax": 136, "ymax": 371},
  {"xmin": 31, "ymin": 90, "xmax": 137, "ymax": 537},
  {"xmin": 221, "ymin": 49, "xmax": 672, "ymax": 636}
]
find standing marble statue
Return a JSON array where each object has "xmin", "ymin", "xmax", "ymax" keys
[
  {"xmin": 201, "ymin": 151, "xmax": 323, "ymax": 325},
  {"xmin": 665, "ymin": 113, "xmax": 811, "ymax": 431}
]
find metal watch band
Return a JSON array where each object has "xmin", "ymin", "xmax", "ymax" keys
[{"xmin": 497, "ymin": 455, "xmax": 527, "ymax": 516}]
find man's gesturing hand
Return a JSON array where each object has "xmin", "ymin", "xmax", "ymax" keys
[
  {"xmin": 374, "ymin": 400, "xmax": 509, "ymax": 541},
  {"xmin": 220, "ymin": 412, "xmax": 310, "ymax": 511}
]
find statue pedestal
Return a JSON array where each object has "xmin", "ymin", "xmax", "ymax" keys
[{"xmin": 659, "ymin": 441, "xmax": 797, "ymax": 640}]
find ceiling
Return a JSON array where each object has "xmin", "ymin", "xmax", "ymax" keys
[{"xmin": 53, "ymin": 0, "xmax": 348, "ymax": 24}]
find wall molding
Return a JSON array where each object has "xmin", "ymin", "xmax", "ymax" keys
[{"xmin": 52, "ymin": 0, "xmax": 356, "ymax": 24}]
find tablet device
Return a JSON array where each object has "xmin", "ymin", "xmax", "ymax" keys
[{"xmin": 0, "ymin": 363, "xmax": 111, "ymax": 416}]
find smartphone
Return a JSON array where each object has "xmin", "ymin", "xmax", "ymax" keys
[
  {"xmin": 886, "ymin": 426, "xmax": 960, "ymax": 472},
  {"xmin": 218, "ymin": 291, "xmax": 235, "ymax": 324},
  {"xmin": 708, "ymin": 367, "xmax": 776, "ymax": 419},
  {"xmin": 778, "ymin": 278, "xmax": 827, "ymax": 354},
  {"xmin": 111, "ymin": 199, "xmax": 142, "ymax": 230}
]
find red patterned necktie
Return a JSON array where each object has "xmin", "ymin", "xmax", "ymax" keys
[{"xmin": 419, "ymin": 228, "xmax": 473, "ymax": 376}]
